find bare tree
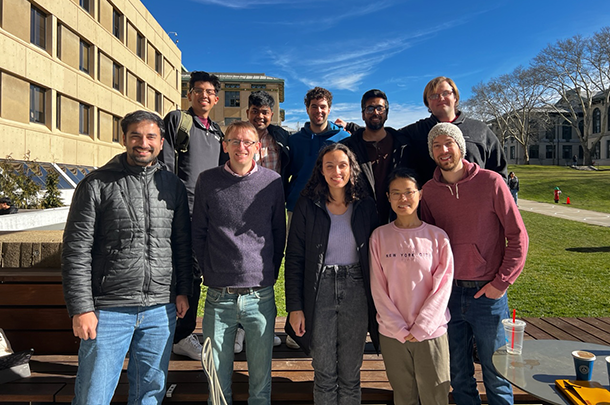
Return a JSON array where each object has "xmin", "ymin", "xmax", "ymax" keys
[
  {"xmin": 532, "ymin": 28, "xmax": 610, "ymax": 165},
  {"xmin": 463, "ymin": 66, "xmax": 547, "ymax": 163}
]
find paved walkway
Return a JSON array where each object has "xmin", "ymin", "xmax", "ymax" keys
[{"xmin": 518, "ymin": 199, "xmax": 610, "ymax": 227}]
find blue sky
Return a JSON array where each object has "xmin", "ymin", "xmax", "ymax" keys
[{"xmin": 143, "ymin": 0, "xmax": 610, "ymax": 130}]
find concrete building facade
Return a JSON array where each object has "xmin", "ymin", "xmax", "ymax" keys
[{"xmin": 0, "ymin": 0, "xmax": 182, "ymax": 167}]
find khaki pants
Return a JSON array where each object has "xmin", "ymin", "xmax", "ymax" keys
[{"xmin": 380, "ymin": 333, "xmax": 450, "ymax": 405}]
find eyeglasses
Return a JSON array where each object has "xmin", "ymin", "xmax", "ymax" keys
[
  {"xmin": 225, "ymin": 139, "xmax": 259, "ymax": 148},
  {"xmin": 428, "ymin": 90, "xmax": 453, "ymax": 101},
  {"xmin": 363, "ymin": 105, "xmax": 387, "ymax": 114},
  {"xmin": 388, "ymin": 190, "xmax": 418, "ymax": 201},
  {"xmin": 191, "ymin": 88, "xmax": 217, "ymax": 96}
]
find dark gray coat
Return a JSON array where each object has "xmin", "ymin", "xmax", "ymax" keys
[
  {"xmin": 61, "ymin": 153, "xmax": 192, "ymax": 317},
  {"xmin": 284, "ymin": 196, "xmax": 380, "ymax": 355}
]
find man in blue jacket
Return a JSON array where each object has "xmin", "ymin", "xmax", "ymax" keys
[{"xmin": 285, "ymin": 87, "xmax": 350, "ymax": 214}]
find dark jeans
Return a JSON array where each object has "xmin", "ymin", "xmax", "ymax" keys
[
  {"xmin": 173, "ymin": 274, "xmax": 201, "ymax": 343},
  {"xmin": 311, "ymin": 264, "xmax": 368, "ymax": 405}
]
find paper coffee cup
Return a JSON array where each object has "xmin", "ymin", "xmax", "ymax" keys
[{"xmin": 572, "ymin": 350, "xmax": 595, "ymax": 381}]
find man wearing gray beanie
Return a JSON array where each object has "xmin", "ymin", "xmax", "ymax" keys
[{"xmin": 420, "ymin": 122, "xmax": 529, "ymax": 405}]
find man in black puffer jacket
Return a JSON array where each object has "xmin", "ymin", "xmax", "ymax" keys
[{"xmin": 62, "ymin": 110, "xmax": 192, "ymax": 405}]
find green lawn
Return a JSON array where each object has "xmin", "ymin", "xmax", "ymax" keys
[{"xmin": 197, "ymin": 165, "xmax": 610, "ymax": 319}]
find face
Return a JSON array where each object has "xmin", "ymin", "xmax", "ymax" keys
[
  {"xmin": 387, "ymin": 177, "xmax": 421, "ymax": 217},
  {"xmin": 427, "ymin": 80, "xmax": 457, "ymax": 119},
  {"xmin": 307, "ymin": 98, "xmax": 330, "ymax": 126},
  {"xmin": 123, "ymin": 120, "xmax": 164, "ymax": 167},
  {"xmin": 431, "ymin": 134, "xmax": 462, "ymax": 172},
  {"xmin": 362, "ymin": 97, "xmax": 388, "ymax": 131},
  {"xmin": 222, "ymin": 127, "xmax": 260, "ymax": 168},
  {"xmin": 321, "ymin": 150, "xmax": 350, "ymax": 191},
  {"xmin": 247, "ymin": 105, "xmax": 273, "ymax": 132},
  {"xmin": 187, "ymin": 81, "xmax": 219, "ymax": 116}
]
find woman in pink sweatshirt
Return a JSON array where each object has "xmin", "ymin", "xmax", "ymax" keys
[{"xmin": 369, "ymin": 168, "xmax": 454, "ymax": 405}]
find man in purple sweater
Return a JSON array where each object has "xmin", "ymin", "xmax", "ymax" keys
[
  {"xmin": 192, "ymin": 121, "xmax": 286, "ymax": 405},
  {"xmin": 420, "ymin": 123, "xmax": 528, "ymax": 405}
]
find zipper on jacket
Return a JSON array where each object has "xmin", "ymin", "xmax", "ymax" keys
[{"xmin": 142, "ymin": 171, "xmax": 152, "ymax": 306}]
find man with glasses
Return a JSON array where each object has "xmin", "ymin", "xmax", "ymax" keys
[
  {"xmin": 341, "ymin": 89, "xmax": 409, "ymax": 223},
  {"xmin": 160, "ymin": 71, "xmax": 225, "ymax": 360},
  {"xmin": 192, "ymin": 121, "xmax": 286, "ymax": 405},
  {"xmin": 401, "ymin": 76, "xmax": 507, "ymax": 184}
]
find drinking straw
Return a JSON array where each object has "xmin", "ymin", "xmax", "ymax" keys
[{"xmin": 510, "ymin": 308, "xmax": 517, "ymax": 350}]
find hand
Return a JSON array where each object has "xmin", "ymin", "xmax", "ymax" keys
[
  {"xmin": 334, "ymin": 118, "xmax": 347, "ymax": 129},
  {"xmin": 289, "ymin": 310, "xmax": 306, "ymax": 337},
  {"xmin": 176, "ymin": 295, "xmax": 189, "ymax": 318},
  {"xmin": 474, "ymin": 283, "xmax": 506, "ymax": 300},
  {"xmin": 405, "ymin": 333, "xmax": 419, "ymax": 343},
  {"xmin": 72, "ymin": 311, "xmax": 98, "ymax": 340}
]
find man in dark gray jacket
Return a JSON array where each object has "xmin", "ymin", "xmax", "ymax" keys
[{"xmin": 62, "ymin": 110, "xmax": 192, "ymax": 404}]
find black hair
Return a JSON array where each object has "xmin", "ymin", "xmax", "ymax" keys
[
  {"xmin": 361, "ymin": 89, "xmax": 389, "ymax": 112},
  {"xmin": 120, "ymin": 110, "xmax": 164, "ymax": 136},
  {"xmin": 301, "ymin": 143, "xmax": 366, "ymax": 204},
  {"xmin": 0, "ymin": 197, "xmax": 12, "ymax": 205},
  {"xmin": 249, "ymin": 91, "xmax": 275, "ymax": 109},
  {"xmin": 189, "ymin": 71, "xmax": 221, "ymax": 94},
  {"xmin": 386, "ymin": 167, "xmax": 421, "ymax": 191}
]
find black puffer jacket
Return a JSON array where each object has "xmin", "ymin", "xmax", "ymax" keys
[
  {"xmin": 284, "ymin": 196, "xmax": 380, "ymax": 355},
  {"xmin": 61, "ymin": 153, "xmax": 192, "ymax": 317}
]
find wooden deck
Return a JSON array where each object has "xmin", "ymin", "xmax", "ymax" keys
[{"xmin": 3, "ymin": 316, "xmax": 610, "ymax": 404}]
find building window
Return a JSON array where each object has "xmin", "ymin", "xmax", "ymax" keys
[
  {"xmin": 56, "ymin": 94, "xmax": 61, "ymax": 130},
  {"xmin": 225, "ymin": 83, "xmax": 240, "ymax": 89},
  {"xmin": 112, "ymin": 63, "xmax": 121, "ymax": 90},
  {"xmin": 113, "ymin": 116, "xmax": 121, "ymax": 143},
  {"xmin": 224, "ymin": 117, "xmax": 240, "ymax": 125},
  {"xmin": 545, "ymin": 145, "xmax": 554, "ymax": 159},
  {"xmin": 545, "ymin": 126, "xmax": 554, "ymax": 140},
  {"xmin": 509, "ymin": 146, "xmax": 515, "ymax": 160},
  {"xmin": 137, "ymin": 79, "xmax": 145, "ymax": 104},
  {"xmin": 155, "ymin": 91, "xmax": 162, "ymax": 114},
  {"xmin": 529, "ymin": 145, "xmax": 539, "ymax": 159},
  {"xmin": 562, "ymin": 145, "xmax": 572, "ymax": 159},
  {"xmin": 30, "ymin": 85, "xmax": 46, "ymax": 124},
  {"xmin": 80, "ymin": 40, "xmax": 90, "ymax": 73},
  {"xmin": 79, "ymin": 104, "xmax": 90, "ymax": 135},
  {"xmin": 136, "ymin": 33, "xmax": 145, "ymax": 59},
  {"xmin": 606, "ymin": 140, "xmax": 610, "ymax": 159},
  {"xmin": 30, "ymin": 6, "xmax": 46, "ymax": 50},
  {"xmin": 79, "ymin": 0, "xmax": 92, "ymax": 14},
  {"xmin": 608, "ymin": 107, "xmax": 610, "ymax": 131},
  {"xmin": 593, "ymin": 141, "xmax": 601, "ymax": 160},
  {"xmin": 112, "ymin": 9, "xmax": 121, "ymax": 39},
  {"xmin": 562, "ymin": 121, "xmax": 571, "ymax": 140},
  {"xmin": 593, "ymin": 108, "xmax": 601, "ymax": 133},
  {"xmin": 154, "ymin": 51, "xmax": 162, "ymax": 74},
  {"xmin": 225, "ymin": 91, "xmax": 240, "ymax": 107},
  {"xmin": 251, "ymin": 84, "xmax": 266, "ymax": 89}
]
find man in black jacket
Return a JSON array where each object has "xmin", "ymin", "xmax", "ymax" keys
[
  {"xmin": 341, "ymin": 89, "xmax": 408, "ymax": 223},
  {"xmin": 62, "ymin": 110, "xmax": 192, "ymax": 404},
  {"xmin": 160, "ymin": 71, "xmax": 224, "ymax": 360}
]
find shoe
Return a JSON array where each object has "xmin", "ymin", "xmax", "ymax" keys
[
  {"xmin": 285, "ymin": 335, "xmax": 300, "ymax": 350},
  {"xmin": 273, "ymin": 334, "xmax": 281, "ymax": 347},
  {"xmin": 234, "ymin": 328, "xmax": 246, "ymax": 354},
  {"xmin": 173, "ymin": 334, "xmax": 202, "ymax": 361},
  {"xmin": 0, "ymin": 328, "xmax": 13, "ymax": 357}
]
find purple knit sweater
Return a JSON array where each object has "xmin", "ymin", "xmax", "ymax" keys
[{"xmin": 192, "ymin": 165, "xmax": 286, "ymax": 288}]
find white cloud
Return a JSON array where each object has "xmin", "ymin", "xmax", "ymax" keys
[{"xmin": 190, "ymin": 0, "xmax": 296, "ymax": 9}]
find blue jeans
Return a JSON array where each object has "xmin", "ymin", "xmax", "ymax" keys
[
  {"xmin": 310, "ymin": 265, "xmax": 368, "ymax": 405},
  {"xmin": 73, "ymin": 304, "xmax": 176, "ymax": 405},
  {"xmin": 447, "ymin": 285, "xmax": 513, "ymax": 405},
  {"xmin": 202, "ymin": 286, "xmax": 276, "ymax": 405},
  {"xmin": 510, "ymin": 190, "xmax": 518, "ymax": 205}
]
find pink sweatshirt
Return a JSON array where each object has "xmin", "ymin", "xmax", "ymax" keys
[
  {"xmin": 420, "ymin": 160, "xmax": 529, "ymax": 291},
  {"xmin": 369, "ymin": 222, "xmax": 454, "ymax": 343}
]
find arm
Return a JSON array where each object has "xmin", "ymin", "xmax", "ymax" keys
[
  {"xmin": 172, "ymin": 179, "xmax": 193, "ymax": 298},
  {"xmin": 484, "ymin": 126, "xmax": 508, "ymax": 181},
  {"xmin": 175, "ymin": 295, "xmax": 189, "ymax": 318},
  {"xmin": 369, "ymin": 230, "xmax": 411, "ymax": 343},
  {"xmin": 160, "ymin": 111, "xmax": 180, "ymax": 173},
  {"xmin": 410, "ymin": 236, "xmax": 454, "ymax": 341},
  {"xmin": 284, "ymin": 198, "xmax": 308, "ymax": 314},
  {"xmin": 271, "ymin": 178, "xmax": 287, "ymax": 279},
  {"xmin": 191, "ymin": 173, "xmax": 209, "ymax": 271}
]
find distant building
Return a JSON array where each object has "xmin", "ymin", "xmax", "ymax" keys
[
  {"xmin": 180, "ymin": 71, "xmax": 286, "ymax": 131},
  {"xmin": 0, "ymin": 0, "xmax": 182, "ymax": 183}
]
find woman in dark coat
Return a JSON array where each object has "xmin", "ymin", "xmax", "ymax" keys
[{"xmin": 284, "ymin": 143, "xmax": 379, "ymax": 405}]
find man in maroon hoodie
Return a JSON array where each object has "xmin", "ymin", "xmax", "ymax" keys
[{"xmin": 420, "ymin": 122, "xmax": 528, "ymax": 405}]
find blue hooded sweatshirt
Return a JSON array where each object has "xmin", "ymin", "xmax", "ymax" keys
[{"xmin": 286, "ymin": 121, "xmax": 350, "ymax": 211}]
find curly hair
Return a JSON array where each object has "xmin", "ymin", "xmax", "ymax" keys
[
  {"xmin": 304, "ymin": 87, "xmax": 333, "ymax": 108},
  {"xmin": 301, "ymin": 143, "xmax": 366, "ymax": 204}
]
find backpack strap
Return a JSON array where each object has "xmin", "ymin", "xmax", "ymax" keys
[{"xmin": 174, "ymin": 111, "xmax": 193, "ymax": 174}]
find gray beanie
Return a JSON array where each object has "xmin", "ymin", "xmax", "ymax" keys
[{"xmin": 428, "ymin": 122, "xmax": 466, "ymax": 159}]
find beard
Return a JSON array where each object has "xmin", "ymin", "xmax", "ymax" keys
[{"xmin": 365, "ymin": 118, "xmax": 385, "ymax": 131}]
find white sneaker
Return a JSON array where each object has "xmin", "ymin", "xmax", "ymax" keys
[
  {"xmin": 234, "ymin": 328, "xmax": 246, "ymax": 354},
  {"xmin": 173, "ymin": 334, "xmax": 202, "ymax": 361},
  {"xmin": 273, "ymin": 334, "xmax": 281, "ymax": 347},
  {"xmin": 0, "ymin": 328, "xmax": 13, "ymax": 357},
  {"xmin": 285, "ymin": 335, "xmax": 300, "ymax": 349}
]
